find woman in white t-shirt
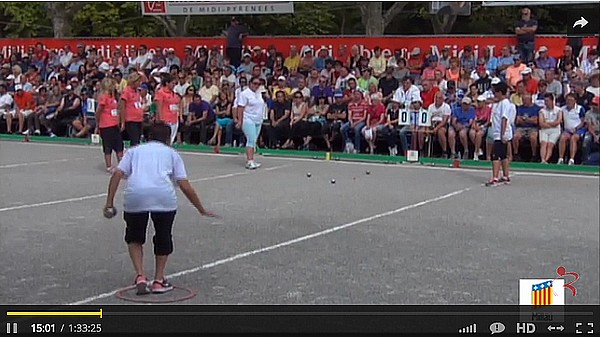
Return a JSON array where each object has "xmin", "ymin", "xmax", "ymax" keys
[
  {"xmin": 558, "ymin": 93, "xmax": 586, "ymax": 165},
  {"xmin": 236, "ymin": 76, "xmax": 266, "ymax": 170},
  {"xmin": 538, "ymin": 93, "xmax": 563, "ymax": 164}
]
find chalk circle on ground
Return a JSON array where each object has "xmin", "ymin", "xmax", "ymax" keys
[{"xmin": 116, "ymin": 285, "xmax": 196, "ymax": 303}]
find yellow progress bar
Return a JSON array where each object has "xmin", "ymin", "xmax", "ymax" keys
[{"xmin": 7, "ymin": 308, "xmax": 102, "ymax": 319}]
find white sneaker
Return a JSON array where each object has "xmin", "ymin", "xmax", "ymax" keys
[
  {"xmin": 477, "ymin": 149, "xmax": 484, "ymax": 157},
  {"xmin": 557, "ymin": 158, "xmax": 564, "ymax": 165},
  {"xmin": 568, "ymin": 158, "xmax": 575, "ymax": 166},
  {"xmin": 22, "ymin": 130, "xmax": 30, "ymax": 135},
  {"xmin": 245, "ymin": 161, "xmax": 261, "ymax": 170},
  {"xmin": 34, "ymin": 129, "xmax": 40, "ymax": 135},
  {"xmin": 473, "ymin": 155, "xmax": 479, "ymax": 161},
  {"xmin": 49, "ymin": 132, "xmax": 57, "ymax": 138}
]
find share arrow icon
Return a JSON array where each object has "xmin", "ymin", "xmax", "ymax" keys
[{"xmin": 573, "ymin": 16, "xmax": 589, "ymax": 28}]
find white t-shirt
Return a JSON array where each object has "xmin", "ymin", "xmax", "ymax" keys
[
  {"xmin": 539, "ymin": 106, "xmax": 561, "ymax": 132},
  {"xmin": 427, "ymin": 102, "xmax": 451, "ymax": 123},
  {"xmin": 491, "ymin": 98, "xmax": 514, "ymax": 141},
  {"xmin": 117, "ymin": 141, "xmax": 187, "ymax": 213},
  {"xmin": 134, "ymin": 52, "xmax": 153, "ymax": 70},
  {"xmin": 0, "ymin": 93, "xmax": 13, "ymax": 111},
  {"xmin": 561, "ymin": 105, "xmax": 584, "ymax": 131},
  {"xmin": 237, "ymin": 87, "xmax": 265, "ymax": 124}
]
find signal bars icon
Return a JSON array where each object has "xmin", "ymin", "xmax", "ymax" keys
[{"xmin": 458, "ymin": 323, "xmax": 476, "ymax": 333}]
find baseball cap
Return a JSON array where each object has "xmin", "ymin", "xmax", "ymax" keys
[
  {"xmin": 461, "ymin": 97, "xmax": 472, "ymax": 105},
  {"xmin": 539, "ymin": 46, "xmax": 548, "ymax": 52},
  {"xmin": 491, "ymin": 77, "xmax": 502, "ymax": 85},
  {"xmin": 242, "ymin": 53, "xmax": 251, "ymax": 58},
  {"xmin": 277, "ymin": 76, "xmax": 286, "ymax": 81},
  {"xmin": 521, "ymin": 67, "xmax": 532, "ymax": 75},
  {"xmin": 65, "ymin": 85, "xmax": 73, "ymax": 91},
  {"xmin": 476, "ymin": 95, "xmax": 487, "ymax": 102},
  {"xmin": 14, "ymin": 84, "xmax": 23, "ymax": 91}
]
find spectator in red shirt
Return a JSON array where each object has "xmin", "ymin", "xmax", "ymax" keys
[
  {"xmin": 363, "ymin": 92, "xmax": 386, "ymax": 154},
  {"xmin": 251, "ymin": 46, "xmax": 267, "ymax": 70},
  {"xmin": 341, "ymin": 91, "xmax": 368, "ymax": 153},
  {"xmin": 521, "ymin": 67, "xmax": 538, "ymax": 95},
  {"xmin": 14, "ymin": 85, "xmax": 36, "ymax": 134},
  {"xmin": 420, "ymin": 80, "xmax": 439, "ymax": 108}
]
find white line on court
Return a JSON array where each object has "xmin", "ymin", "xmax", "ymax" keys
[
  {"xmin": 0, "ymin": 165, "xmax": 290, "ymax": 213},
  {"xmin": 2, "ymin": 140, "xmax": 597, "ymax": 179},
  {"xmin": 0, "ymin": 157, "xmax": 87, "ymax": 169},
  {"xmin": 68, "ymin": 186, "xmax": 471, "ymax": 305}
]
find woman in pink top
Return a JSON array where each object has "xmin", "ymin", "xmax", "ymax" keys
[
  {"xmin": 95, "ymin": 78, "xmax": 124, "ymax": 172},
  {"xmin": 155, "ymin": 74, "xmax": 181, "ymax": 145},
  {"xmin": 119, "ymin": 72, "xmax": 144, "ymax": 146}
]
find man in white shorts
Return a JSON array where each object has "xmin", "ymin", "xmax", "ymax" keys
[
  {"xmin": 427, "ymin": 91, "xmax": 452, "ymax": 157},
  {"xmin": 538, "ymin": 93, "xmax": 562, "ymax": 164}
]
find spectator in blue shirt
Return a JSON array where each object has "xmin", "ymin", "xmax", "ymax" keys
[
  {"xmin": 311, "ymin": 76, "xmax": 334, "ymax": 106},
  {"xmin": 482, "ymin": 48, "xmax": 498, "ymax": 76},
  {"xmin": 535, "ymin": 46, "xmax": 556, "ymax": 71},
  {"xmin": 184, "ymin": 94, "xmax": 214, "ymax": 144},
  {"xmin": 449, "ymin": 97, "xmax": 476, "ymax": 159},
  {"xmin": 515, "ymin": 7, "xmax": 538, "ymax": 64},
  {"xmin": 497, "ymin": 46, "xmax": 515, "ymax": 79},
  {"xmin": 513, "ymin": 94, "xmax": 540, "ymax": 161}
]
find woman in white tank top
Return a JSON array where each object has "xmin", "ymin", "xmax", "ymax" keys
[{"xmin": 538, "ymin": 93, "xmax": 563, "ymax": 164}]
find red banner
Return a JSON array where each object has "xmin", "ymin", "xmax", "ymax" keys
[{"xmin": 1, "ymin": 35, "xmax": 597, "ymax": 61}]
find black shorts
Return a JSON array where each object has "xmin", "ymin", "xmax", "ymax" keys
[
  {"xmin": 125, "ymin": 122, "xmax": 143, "ymax": 146},
  {"xmin": 124, "ymin": 210, "xmax": 177, "ymax": 256},
  {"xmin": 99, "ymin": 126, "xmax": 124, "ymax": 155},
  {"xmin": 492, "ymin": 140, "xmax": 508, "ymax": 161}
]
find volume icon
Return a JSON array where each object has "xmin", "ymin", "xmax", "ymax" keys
[{"xmin": 458, "ymin": 323, "xmax": 476, "ymax": 333}]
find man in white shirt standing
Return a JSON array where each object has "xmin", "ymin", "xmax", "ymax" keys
[
  {"xmin": 486, "ymin": 82, "xmax": 514, "ymax": 187},
  {"xmin": 103, "ymin": 123, "xmax": 217, "ymax": 295}
]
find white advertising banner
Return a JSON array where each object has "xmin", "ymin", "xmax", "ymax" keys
[{"xmin": 141, "ymin": 1, "xmax": 295, "ymax": 16}]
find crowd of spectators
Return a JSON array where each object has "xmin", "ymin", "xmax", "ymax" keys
[{"xmin": 0, "ymin": 36, "xmax": 599, "ymax": 165}]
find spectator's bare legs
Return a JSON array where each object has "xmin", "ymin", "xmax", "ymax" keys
[
  {"xmin": 529, "ymin": 131, "xmax": 539, "ymax": 160},
  {"xmin": 72, "ymin": 118, "xmax": 84, "ymax": 136},
  {"xmin": 16, "ymin": 111, "xmax": 24, "ymax": 133},
  {"xmin": 128, "ymin": 243, "xmax": 144, "ymax": 277},
  {"xmin": 486, "ymin": 140, "xmax": 493, "ymax": 161},
  {"xmin": 501, "ymin": 156, "xmax": 510, "ymax": 178},
  {"xmin": 512, "ymin": 130, "xmax": 522, "ymax": 159},
  {"xmin": 459, "ymin": 128, "xmax": 469, "ymax": 156},
  {"xmin": 474, "ymin": 128, "xmax": 484, "ymax": 159},
  {"xmin": 558, "ymin": 132, "xmax": 570, "ymax": 162},
  {"xmin": 540, "ymin": 140, "xmax": 555, "ymax": 163},
  {"xmin": 5, "ymin": 112, "xmax": 13, "ymax": 133},
  {"xmin": 436, "ymin": 126, "xmax": 448, "ymax": 155},
  {"xmin": 507, "ymin": 142, "xmax": 513, "ymax": 162},
  {"xmin": 448, "ymin": 127, "xmax": 457, "ymax": 157},
  {"xmin": 569, "ymin": 134, "xmax": 580, "ymax": 162},
  {"xmin": 208, "ymin": 124, "xmax": 221, "ymax": 146}
]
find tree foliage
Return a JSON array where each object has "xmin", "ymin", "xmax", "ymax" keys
[{"xmin": 0, "ymin": 1, "xmax": 580, "ymax": 38}]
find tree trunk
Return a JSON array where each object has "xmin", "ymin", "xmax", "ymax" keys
[
  {"xmin": 46, "ymin": 3, "xmax": 72, "ymax": 38},
  {"xmin": 431, "ymin": 14, "xmax": 458, "ymax": 34},
  {"xmin": 154, "ymin": 15, "xmax": 191, "ymax": 37},
  {"xmin": 359, "ymin": 2, "xmax": 408, "ymax": 36}
]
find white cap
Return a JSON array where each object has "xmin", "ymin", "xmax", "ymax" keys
[
  {"xmin": 6, "ymin": 74, "xmax": 14, "ymax": 80},
  {"xmin": 476, "ymin": 95, "xmax": 487, "ymax": 102},
  {"xmin": 168, "ymin": 48, "xmax": 175, "ymax": 52},
  {"xmin": 14, "ymin": 84, "xmax": 23, "ymax": 91},
  {"xmin": 277, "ymin": 76, "xmax": 286, "ymax": 81},
  {"xmin": 410, "ymin": 47, "xmax": 421, "ymax": 56},
  {"xmin": 461, "ymin": 97, "xmax": 472, "ymax": 105},
  {"xmin": 185, "ymin": 45, "xmax": 193, "ymax": 50},
  {"xmin": 539, "ymin": 46, "xmax": 548, "ymax": 52},
  {"xmin": 99, "ymin": 62, "xmax": 110, "ymax": 72},
  {"xmin": 521, "ymin": 67, "xmax": 532, "ymax": 75},
  {"xmin": 491, "ymin": 77, "xmax": 501, "ymax": 85},
  {"xmin": 65, "ymin": 85, "xmax": 73, "ymax": 90}
]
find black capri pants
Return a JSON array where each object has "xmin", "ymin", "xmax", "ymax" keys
[
  {"xmin": 492, "ymin": 140, "xmax": 508, "ymax": 161},
  {"xmin": 124, "ymin": 210, "xmax": 177, "ymax": 256},
  {"xmin": 99, "ymin": 126, "xmax": 124, "ymax": 155},
  {"xmin": 125, "ymin": 121, "xmax": 143, "ymax": 146}
]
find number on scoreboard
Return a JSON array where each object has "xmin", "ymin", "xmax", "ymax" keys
[
  {"xmin": 418, "ymin": 109, "xmax": 431, "ymax": 127},
  {"xmin": 398, "ymin": 110, "xmax": 410, "ymax": 126}
]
